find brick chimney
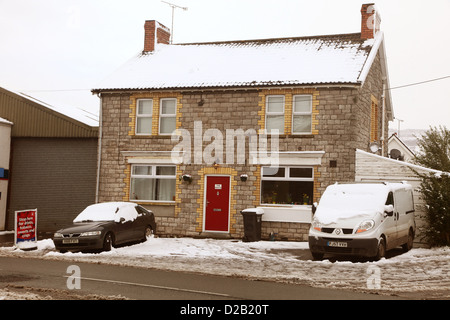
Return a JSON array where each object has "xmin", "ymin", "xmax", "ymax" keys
[
  {"xmin": 144, "ymin": 20, "xmax": 171, "ymax": 52},
  {"xmin": 361, "ymin": 3, "xmax": 381, "ymax": 40}
]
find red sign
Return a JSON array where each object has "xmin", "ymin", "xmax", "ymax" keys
[{"xmin": 15, "ymin": 209, "xmax": 37, "ymax": 248}]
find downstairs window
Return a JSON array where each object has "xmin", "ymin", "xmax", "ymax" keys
[
  {"xmin": 130, "ymin": 165, "xmax": 176, "ymax": 202},
  {"xmin": 261, "ymin": 166, "xmax": 314, "ymax": 205}
]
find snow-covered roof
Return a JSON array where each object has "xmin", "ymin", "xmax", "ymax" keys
[
  {"xmin": 356, "ymin": 149, "xmax": 450, "ymax": 178},
  {"xmin": 1, "ymin": 87, "xmax": 98, "ymax": 127},
  {"xmin": 13, "ymin": 90, "xmax": 98, "ymax": 127},
  {"xmin": 93, "ymin": 32, "xmax": 380, "ymax": 92},
  {"xmin": 0, "ymin": 117, "xmax": 13, "ymax": 126}
]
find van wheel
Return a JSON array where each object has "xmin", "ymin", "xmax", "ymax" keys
[
  {"xmin": 373, "ymin": 238, "xmax": 386, "ymax": 261},
  {"xmin": 311, "ymin": 251, "xmax": 324, "ymax": 261},
  {"xmin": 402, "ymin": 229, "xmax": 414, "ymax": 252}
]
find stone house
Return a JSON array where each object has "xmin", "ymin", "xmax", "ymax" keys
[{"xmin": 92, "ymin": 4, "xmax": 394, "ymax": 241}]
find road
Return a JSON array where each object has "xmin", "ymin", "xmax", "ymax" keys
[{"xmin": 0, "ymin": 256, "xmax": 401, "ymax": 301}]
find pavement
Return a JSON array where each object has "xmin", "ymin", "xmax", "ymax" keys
[{"xmin": 0, "ymin": 231, "xmax": 55, "ymax": 247}]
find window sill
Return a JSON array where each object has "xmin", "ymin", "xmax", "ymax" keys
[
  {"xmin": 131, "ymin": 135, "xmax": 174, "ymax": 139},
  {"xmin": 264, "ymin": 134, "xmax": 315, "ymax": 138},
  {"xmin": 290, "ymin": 134, "xmax": 314, "ymax": 138},
  {"xmin": 130, "ymin": 201, "xmax": 175, "ymax": 206},
  {"xmin": 260, "ymin": 203, "xmax": 312, "ymax": 208}
]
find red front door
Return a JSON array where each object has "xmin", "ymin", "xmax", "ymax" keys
[{"xmin": 204, "ymin": 176, "xmax": 230, "ymax": 232}]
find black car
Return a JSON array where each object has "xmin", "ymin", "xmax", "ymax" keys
[{"xmin": 53, "ymin": 202, "xmax": 157, "ymax": 253}]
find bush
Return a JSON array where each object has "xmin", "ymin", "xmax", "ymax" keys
[{"xmin": 413, "ymin": 126, "xmax": 450, "ymax": 246}]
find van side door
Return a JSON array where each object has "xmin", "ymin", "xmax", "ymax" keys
[
  {"xmin": 384, "ymin": 191, "xmax": 398, "ymax": 250},
  {"xmin": 394, "ymin": 188, "xmax": 415, "ymax": 245}
]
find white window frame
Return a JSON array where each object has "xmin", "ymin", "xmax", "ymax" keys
[
  {"xmin": 135, "ymin": 99, "xmax": 153, "ymax": 135},
  {"xmin": 159, "ymin": 98, "xmax": 177, "ymax": 135},
  {"xmin": 260, "ymin": 166, "xmax": 314, "ymax": 205},
  {"xmin": 130, "ymin": 164, "xmax": 176, "ymax": 203},
  {"xmin": 292, "ymin": 94, "xmax": 313, "ymax": 134},
  {"xmin": 265, "ymin": 95, "xmax": 285, "ymax": 134}
]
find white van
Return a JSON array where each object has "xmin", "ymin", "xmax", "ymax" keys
[{"xmin": 308, "ymin": 182, "xmax": 415, "ymax": 260}]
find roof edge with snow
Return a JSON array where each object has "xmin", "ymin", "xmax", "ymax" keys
[
  {"xmin": 356, "ymin": 149, "xmax": 450, "ymax": 177},
  {"xmin": 92, "ymin": 32, "xmax": 383, "ymax": 93}
]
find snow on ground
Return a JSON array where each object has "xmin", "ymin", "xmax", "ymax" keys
[{"xmin": 0, "ymin": 237, "xmax": 449, "ymax": 299}]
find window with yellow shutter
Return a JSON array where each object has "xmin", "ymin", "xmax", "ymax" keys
[{"xmin": 370, "ymin": 97, "xmax": 379, "ymax": 142}]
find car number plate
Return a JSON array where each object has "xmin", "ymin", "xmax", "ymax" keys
[
  {"xmin": 327, "ymin": 241, "xmax": 347, "ymax": 248},
  {"xmin": 62, "ymin": 239, "xmax": 79, "ymax": 244}
]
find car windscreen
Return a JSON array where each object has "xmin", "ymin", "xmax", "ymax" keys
[{"xmin": 73, "ymin": 203, "xmax": 138, "ymax": 223}]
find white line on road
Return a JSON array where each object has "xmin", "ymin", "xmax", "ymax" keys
[{"xmin": 64, "ymin": 276, "xmax": 232, "ymax": 298}]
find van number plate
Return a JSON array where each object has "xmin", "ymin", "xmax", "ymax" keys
[{"xmin": 327, "ymin": 241, "xmax": 347, "ymax": 248}]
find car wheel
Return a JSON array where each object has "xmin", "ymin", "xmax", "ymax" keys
[
  {"xmin": 402, "ymin": 229, "xmax": 414, "ymax": 252},
  {"xmin": 143, "ymin": 226, "xmax": 153, "ymax": 241},
  {"xmin": 373, "ymin": 237, "xmax": 386, "ymax": 261},
  {"xmin": 103, "ymin": 233, "xmax": 113, "ymax": 251}
]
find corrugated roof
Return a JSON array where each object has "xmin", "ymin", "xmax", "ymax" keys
[
  {"xmin": 93, "ymin": 32, "xmax": 377, "ymax": 92},
  {"xmin": 0, "ymin": 87, "xmax": 98, "ymax": 138},
  {"xmin": 10, "ymin": 90, "xmax": 99, "ymax": 127}
]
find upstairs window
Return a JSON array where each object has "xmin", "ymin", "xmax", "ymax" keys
[
  {"xmin": 136, "ymin": 99, "xmax": 153, "ymax": 135},
  {"xmin": 159, "ymin": 98, "xmax": 177, "ymax": 135},
  {"xmin": 265, "ymin": 95, "xmax": 285, "ymax": 133},
  {"xmin": 292, "ymin": 95, "xmax": 312, "ymax": 134}
]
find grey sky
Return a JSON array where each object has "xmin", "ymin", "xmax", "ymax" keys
[{"xmin": 0, "ymin": 0, "xmax": 449, "ymax": 130}]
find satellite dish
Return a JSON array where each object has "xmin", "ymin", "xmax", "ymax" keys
[
  {"xmin": 369, "ymin": 142, "xmax": 380, "ymax": 153},
  {"xmin": 390, "ymin": 148, "xmax": 402, "ymax": 160}
]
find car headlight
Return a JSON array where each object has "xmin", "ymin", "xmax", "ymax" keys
[
  {"xmin": 80, "ymin": 231, "xmax": 102, "ymax": 237},
  {"xmin": 311, "ymin": 218, "xmax": 323, "ymax": 232},
  {"xmin": 54, "ymin": 232, "xmax": 63, "ymax": 238},
  {"xmin": 356, "ymin": 220, "xmax": 375, "ymax": 233}
]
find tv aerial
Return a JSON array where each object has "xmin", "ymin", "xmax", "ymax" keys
[{"xmin": 161, "ymin": 1, "xmax": 188, "ymax": 44}]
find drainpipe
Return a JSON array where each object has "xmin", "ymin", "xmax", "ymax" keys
[
  {"xmin": 381, "ymin": 80, "xmax": 386, "ymax": 156},
  {"xmin": 95, "ymin": 93, "xmax": 103, "ymax": 203}
]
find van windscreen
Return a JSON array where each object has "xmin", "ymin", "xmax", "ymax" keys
[{"xmin": 315, "ymin": 184, "xmax": 388, "ymax": 224}]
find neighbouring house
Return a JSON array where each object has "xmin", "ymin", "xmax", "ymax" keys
[
  {"xmin": 0, "ymin": 87, "xmax": 98, "ymax": 236},
  {"xmin": 388, "ymin": 133, "xmax": 415, "ymax": 162},
  {"xmin": 92, "ymin": 3, "xmax": 394, "ymax": 241}
]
